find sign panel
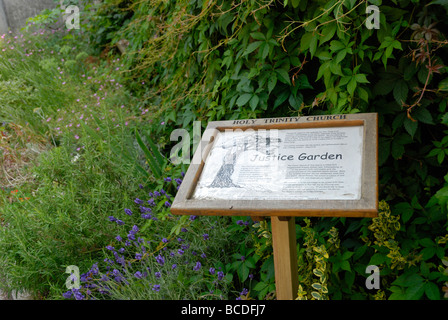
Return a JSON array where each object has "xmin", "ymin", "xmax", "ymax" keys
[
  {"xmin": 193, "ymin": 125, "xmax": 363, "ymax": 201},
  {"xmin": 171, "ymin": 113, "xmax": 378, "ymax": 218}
]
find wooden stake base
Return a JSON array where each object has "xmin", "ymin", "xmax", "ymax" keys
[{"xmin": 271, "ymin": 216, "xmax": 299, "ymax": 300}]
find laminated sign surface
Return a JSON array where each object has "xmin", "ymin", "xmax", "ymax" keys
[
  {"xmin": 193, "ymin": 125, "xmax": 364, "ymax": 201},
  {"xmin": 171, "ymin": 113, "xmax": 378, "ymax": 218}
]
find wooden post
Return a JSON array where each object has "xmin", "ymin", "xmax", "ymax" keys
[{"xmin": 271, "ymin": 216, "xmax": 298, "ymax": 300}]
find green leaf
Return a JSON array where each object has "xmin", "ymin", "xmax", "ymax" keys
[
  {"xmin": 403, "ymin": 62, "xmax": 418, "ymax": 80},
  {"xmin": 374, "ymin": 79, "xmax": 395, "ymax": 95},
  {"xmin": 420, "ymin": 237, "xmax": 435, "ymax": 247},
  {"xmin": 404, "ymin": 274, "xmax": 425, "ymax": 287},
  {"xmin": 250, "ymin": 32, "xmax": 265, "ymax": 41},
  {"xmin": 342, "ymin": 251, "xmax": 354, "ymax": 260},
  {"xmin": 300, "ymin": 31, "xmax": 318, "ymax": 57},
  {"xmin": 236, "ymin": 93, "xmax": 253, "ymax": 106},
  {"xmin": 347, "ymin": 77, "xmax": 357, "ymax": 96},
  {"xmin": 311, "ymin": 283, "xmax": 322, "ymax": 291},
  {"xmin": 245, "ymin": 257, "xmax": 256, "ymax": 269},
  {"xmin": 315, "ymin": 49, "xmax": 332, "ymax": 61},
  {"xmin": 253, "ymin": 281, "xmax": 269, "ymax": 291},
  {"xmin": 300, "ymin": 32, "xmax": 314, "ymax": 52},
  {"xmin": 394, "ymin": 202, "xmax": 413, "ymax": 223},
  {"xmin": 288, "ymin": 93, "xmax": 303, "ymax": 110},
  {"xmin": 421, "ymin": 247, "xmax": 436, "ymax": 260},
  {"xmin": 344, "ymin": 0, "xmax": 357, "ymax": 9},
  {"xmin": 249, "ymin": 95, "xmax": 260, "ymax": 111},
  {"xmin": 438, "ymin": 78, "xmax": 448, "ymax": 91},
  {"xmin": 309, "ymin": 35, "xmax": 318, "ymax": 57},
  {"xmin": 392, "ymin": 39, "xmax": 402, "ymax": 50},
  {"xmin": 244, "ymin": 41, "xmax": 263, "ymax": 56},
  {"xmin": 404, "ymin": 281, "xmax": 425, "ymax": 300},
  {"xmin": 330, "ymin": 40, "xmax": 345, "ymax": 51},
  {"xmin": 237, "ymin": 263, "xmax": 250, "ymax": 282},
  {"xmin": 369, "ymin": 252, "xmax": 386, "ymax": 265},
  {"xmin": 357, "ymin": 86, "xmax": 369, "ymax": 102},
  {"xmin": 316, "ymin": 61, "xmax": 330, "ymax": 81},
  {"xmin": 319, "ymin": 22, "xmax": 337, "ymax": 45},
  {"xmin": 273, "ymin": 90, "xmax": 289, "ymax": 109},
  {"xmin": 267, "ymin": 75, "xmax": 277, "ymax": 94},
  {"xmin": 389, "ymin": 286, "xmax": 406, "ymax": 300},
  {"xmin": 430, "ymin": 0, "xmax": 448, "ymax": 6},
  {"xmin": 425, "ymin": 282, "xmax": 441, "ymax": 300},
  {"xmin": 438, "ymin": 150, "xmax": 446, "ymax": 164},
  {"xmin": 353, "ymin": 243, "xmax": 368, "ymax": 259},
  {"xmin": 393, "ymin": 80, "xmax": 408, "ymax": 105},
  {"xmin": 340, "ymin": 260, "xmax": 351, "ymax": 272},
  {"xmin": 418, "ymin": 67, "xmax": 431, "ymax": 84},
  {"xmin": 261, "ymin": 42, "xmax": 270, "ymax": 60},
  {"xmin": 413, "ymin": 107, "xmax": 434, "ymax": 124},
  {"xmin": 355, "ymin": 73, "xmax": 369, "ymax": 83},
  {"xmin": 311, "ymin": 291, "xmax": 322, "ymax": 300},
  {"xmin": 336, "ymin": 49, "xmax": 347, "ymax": 63},
  {"xmin": 329, "ymin": 60, "xmax": 343, "ymax": 76},
  {"xmin": 276, "ymin": 69, "xmax": 291, "ymax": 85},
  {"xmin": 295, "ymin": 74, "xmax": 313, "ymax": 89},
  {"xmin": 404, "ymin": 117, "xmax": 418, "ymax": 139},
  {"xmin": 313, "ymin": 268, "xmax": 324, "ymax": 278},
  {"xmin": 345, "ymin": 271, "xmax": 356, "ymax": 289},
  {"xmin": 291, "ymin": 0, "xmax": 300, "ymax": 8}
]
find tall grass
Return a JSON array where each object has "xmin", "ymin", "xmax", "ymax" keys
[
  {"xmin": 59, "ymin": 179, "xmax": 236, "ymax": 300},
  {"xmin": 0, "ymin": 22, "xmax": 257, "ymax": 301},
  {"xmin": 0, "ymin": 31, "xmax": 73, "ymax": 138},
  {"xmin": 0, "ymin": 27, "xmax": 151, "ymax": 298}
]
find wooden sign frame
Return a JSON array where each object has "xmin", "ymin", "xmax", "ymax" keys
[{"xmin": 171, "ymin": 113, "xmax": 378, "ymax": 218}]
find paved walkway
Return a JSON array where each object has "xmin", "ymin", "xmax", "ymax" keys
[{"xmin": 0, "ymin": 288, "xmax": 33, "ymax": 300}]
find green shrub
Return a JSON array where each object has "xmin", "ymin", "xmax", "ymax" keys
[{"xmin": 83, "ymin": 0, "xmax": 448, "ymax": 300}]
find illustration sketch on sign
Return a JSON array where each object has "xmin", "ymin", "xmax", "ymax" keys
[{"xmin": 208, "ymin": 131, "xmax": 281, "ymax": 189}]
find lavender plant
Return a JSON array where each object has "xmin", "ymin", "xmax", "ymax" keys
[{"xmin": 62, "ymin": 175, "xmax": 234, "ymax": 300}]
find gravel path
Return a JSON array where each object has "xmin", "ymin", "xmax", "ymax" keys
[
  {"xmin": 0, "ymin": 288, "xmax": 33, "ymax": 300},
  {"xmin": 0, "ymin": 289, "xmax": 9, "ymax": 300},
  {"xmin": 0, "ymin": 269, "xmax": 35, "ymax": 299}
]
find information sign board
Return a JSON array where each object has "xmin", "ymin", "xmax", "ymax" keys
[{"xmin": 171, "ymin": 113, "xmax": 378, "ymax": 218}]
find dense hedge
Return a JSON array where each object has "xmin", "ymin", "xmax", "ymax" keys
[{"xmin": 79, "ymin": 0, "xmax": 448, "ymax": 299}]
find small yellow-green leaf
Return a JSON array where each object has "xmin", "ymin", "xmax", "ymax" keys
[
  {"xmin": 311, "ymin": 283, "xmax": 322, "ymax": 291},
  {"xmin": 311, "ymin": 291, "xmax": 322, "ymax": 300},
  {"xmin": 313, "ymin": 268, "xmax": 324, "ymax": 277}
]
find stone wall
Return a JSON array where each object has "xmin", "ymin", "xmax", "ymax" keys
[{"xmin": 0, "ymin": 0, "xmax": 57, "ymax": 34}]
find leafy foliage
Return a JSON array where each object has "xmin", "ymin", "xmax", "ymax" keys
[
  {"xmin": 2, "ymin": 0, "xmax": 448, "ymax": 300},
  {"xmin": 94, "ymin": 0, "xmax": 447, "ymax": 300}
]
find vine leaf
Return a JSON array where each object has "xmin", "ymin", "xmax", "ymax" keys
[{"xmin": 393, "ymin": 80, "xmax": 408, "ymax": 105}]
